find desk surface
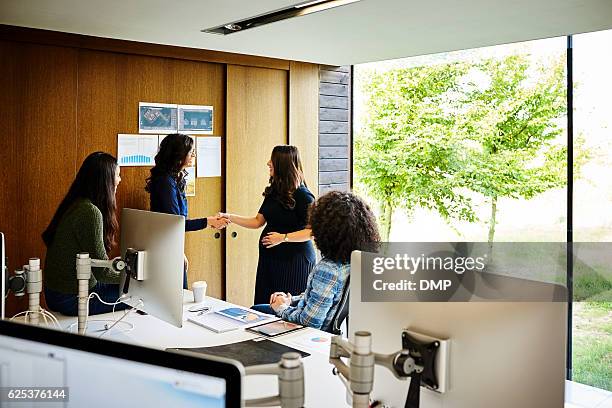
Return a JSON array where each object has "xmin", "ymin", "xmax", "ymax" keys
[{"xmin": 52, "ymin": 291, "xmax": 350, "ymax": 407}]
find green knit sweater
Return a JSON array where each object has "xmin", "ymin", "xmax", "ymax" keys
[{"xmin": 43, "ymin": 199, "xmax": 120, "ymax": 294}]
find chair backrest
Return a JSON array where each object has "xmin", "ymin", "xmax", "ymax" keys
[{"xmin": 327, "ymin": 276, "xmax": 350, "ymax": 335}]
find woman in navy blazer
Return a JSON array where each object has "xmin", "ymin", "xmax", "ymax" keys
[{"xmin": 146, "ymin": 133, "xmax": 228, "ymax": 288}]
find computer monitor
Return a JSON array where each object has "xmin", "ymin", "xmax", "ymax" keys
[
  {"xmin": 349, "ymin": 250, "xmax": 567, "ymax": 408},
  {"xmin": 0, "ymin": 319, "xmax": 242, "ymax": 407},
  {"xmin": 119, "ymin": 209, "xmax": 185, "ymax": 328}
]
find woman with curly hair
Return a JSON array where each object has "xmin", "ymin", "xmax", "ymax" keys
[
  {"xmin": 146, "ymin": 133, "xmax": 228, "ymax": 289},
  {"xmin": 218, "ymin": 145, "xmax": 315, "ymax": 304},
  {"xmin": 252, "ymin": 191, "xmax": 380, "ymax": 332}
]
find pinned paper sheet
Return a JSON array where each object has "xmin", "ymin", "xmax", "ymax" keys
[
  {"xmin": 139, "ymin": 102, "xmax": 178, "ymax": 134},
  {"xmin": 117, "ymin": 134, "xmax": 159, "ymax": 167},
  {"xmin": 178, "ymin": 105, "xmax": 213, "ymax": 134},
  {"xmin": 185, "ymin": 166, "xmax": 196, "ymax": 196},
  {"xmin": 196, "ymin": 136, "xmax": 222, "ymax": 178}
]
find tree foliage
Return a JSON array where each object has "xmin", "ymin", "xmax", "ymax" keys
[
  {"xmin": 355, "ymin": 62, "xmax": 477, "ymax": 239},
  {"xmin": 356, "ymin": 54, "xmax": 573, "ymax": 241}
]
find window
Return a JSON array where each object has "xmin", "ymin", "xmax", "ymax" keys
[{"xmin": 353, "ymin": 32, "xmax": 611, "ymax": 391}]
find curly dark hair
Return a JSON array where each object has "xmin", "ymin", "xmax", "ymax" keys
[
  {"xmin": 309, "ymin": 191, "xmax": 380, "ymax": 263},
  {"xmin": 263, "ymin": 145, "xmax": 306, "ymax": 210},
  {"xmin": 145, "ymin": 133, "xmax": 193, "ymax": 193}
]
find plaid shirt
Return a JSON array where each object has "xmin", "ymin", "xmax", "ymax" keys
[{"xmin": 274, "ymin": 258, "xmax": 349, "ymax": 331}]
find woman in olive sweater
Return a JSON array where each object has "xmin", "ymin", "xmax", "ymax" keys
[{"xmin": 42, "ymin": 152, "xmax": 129, "ymax": 316}]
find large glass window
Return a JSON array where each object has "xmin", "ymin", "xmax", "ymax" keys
[
  {"xmin": 573, "ymin": 29, "xmax": 612, "ymax": 392},
  {"xmin": 354, "ymin": 38, "xmax": 567, "ymax": 243},
  {"xmin": 353, "ymin": 32, "xmax": 611, "ymax": 391}
]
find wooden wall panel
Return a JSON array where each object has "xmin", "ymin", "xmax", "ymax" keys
[
  {"xmin": 76, "ymin": 50, "xmax": 226, "ymax": 297},
  {"xmin": 21, "ymin": 44, "xmax": 78, "ymax": 265},
  {"xmin": 289, "ymin": 61, "xmax": 320, "ymax": 195},
  {"xmin": 0, "ymin": 44, "xmax": 79, "ymax": 314},
  {"xmin": 226, "ymin": 65, "xmax": 288, "ymax": 307},
  {"xmin": 1, "ymin": 32, "xmax": 318, "ymax": 313},
  {"xmin": 318, "ymin": 65, "xmax": 352, "ymax": 194},
  {"xmin": 0, "ymin": 25, "xmax": 290, "ymax": 71},
  {"xmin": 0, "ymin": 41, "xmax": 27, "ymax": 315}
]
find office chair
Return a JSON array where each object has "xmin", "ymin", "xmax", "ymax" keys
[{"xmin": 328, "ymin": 276, "xmax": 350, "ymax": 335}]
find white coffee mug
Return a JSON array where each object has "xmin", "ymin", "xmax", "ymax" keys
[{"xmin": 192, "ymin": 281, "xmax": 207, "ymax": 303}]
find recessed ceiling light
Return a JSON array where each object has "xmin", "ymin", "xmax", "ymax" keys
[
  {"xmin": 295, "ymin": 0, "xmax": 328, "ymax": 8},
  {"xmin": 203, "ymin": 0, "xmax": 361, "ymax": 35},
  {"xmin": 224, "ymin": 23, "xmax": 242, "ymax": 31}
]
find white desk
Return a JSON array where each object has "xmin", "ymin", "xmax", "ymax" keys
[{"xmin": 51, "ymin": 291, "xmax": 351, "ymax": 407}]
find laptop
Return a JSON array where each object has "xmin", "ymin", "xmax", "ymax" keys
[{"xmin": 0, "ymin": 320, "xmax": 243, "ymax": 407}]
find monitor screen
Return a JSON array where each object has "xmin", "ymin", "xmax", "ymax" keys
[{"xmin": 0, "ymin": 321, "xmax": 242, "ymax": 407}]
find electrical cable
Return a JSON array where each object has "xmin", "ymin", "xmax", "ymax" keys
[{"xmin": 67, "ymin": 293, "xmax": 135, "ymax": 335}]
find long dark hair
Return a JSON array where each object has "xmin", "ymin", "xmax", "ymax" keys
[
  {"xmin": 42, "ymin": 152, "xmax": 119, "ymax": 252},
  {"xmin": 309, "ymin": 191, "xmax": 380, "ymax": 263},
  {"xmin": 263, "ymin": 145, "xmax": 306, "ymax": 209},
  {"xmin": 145, "ymin": 133, "xmax": 193, "ymax": 193}
]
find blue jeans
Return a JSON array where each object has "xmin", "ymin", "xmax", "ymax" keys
[
  {"xmin": 251, "ymin": 304, "xmax": 275, "ymax": 315},
  {"xmin": 45, "ymin": 282, "xmax": 130, "ymax": 316}
]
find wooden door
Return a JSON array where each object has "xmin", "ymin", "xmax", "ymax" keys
[{"xmin": 226, "ymin": 65, "xmax": 288, "ymax": 307}]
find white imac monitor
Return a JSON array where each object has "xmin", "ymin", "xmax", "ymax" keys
[
  {"xmin": 349, "ymin": 250, "xmax": 567, "ymax": 408},
  {"xmin": 120, "ymin": 209, "xmax": 185, "ymax": 328}
]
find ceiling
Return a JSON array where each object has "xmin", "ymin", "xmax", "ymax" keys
[{"xmin": 1, "ymin": 0, "xmax": 612, "ymax": 65}]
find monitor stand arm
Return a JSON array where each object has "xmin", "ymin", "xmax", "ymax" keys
[
  {"xmin": 75, "ymin": 253, "xmax": 132, "ymax": 335},
  {"xmin": 6, "ymin": 258, "xmax": 45, "ymax": 326},
  {"xmin": 244, "ymin": 352, "xmax": 305, "ymax": 408},
  {"xmin": 329, "ymin": 331, "xmax": 440, "ymax": 408}
]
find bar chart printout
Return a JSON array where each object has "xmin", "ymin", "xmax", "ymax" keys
[{"xmin": 117, "ymin": 134, "xmax": 159, "ymax": 167}]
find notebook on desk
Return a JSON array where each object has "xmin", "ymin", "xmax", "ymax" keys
[{"xmin": 187, "ymin": 307, "xmax": 278, "ymax": 333}]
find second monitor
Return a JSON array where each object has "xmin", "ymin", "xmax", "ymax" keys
[
  {"xmin": 120, "ymin": 208, "xmax": 185, "ymax": 328},
  {"xmin": 348, "ymin": 250, "xmax": 567, "ymax": 408}
]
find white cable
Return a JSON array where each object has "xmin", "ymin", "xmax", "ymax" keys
[
  {"xmin": 98, "ymin": 299, "xmax": 143, "ymax": 338},
  {"xmin": 10, "ymin": 308, "xmax": 61, "ymax": 330},
  {"xmin": 89, "ymin": 292, "xmax": 130, "ymax": 306},
  {"xmin": 41, "ymin": 309, "xmax": 62, "ymax": 328},
  {"xmin": 67, "ymin": 319, "xmax": 134, "ymax": 334},
  {"xmin": 67, "ymin": 293, "xmax": 135, "ymax": 335},
  {"xmin": 83, "ymin": 292, "xmax": 126, "ymax": 333},
  {"xmin": 45, "ymin": 312, "xmax": 60, "ymax": 328}
]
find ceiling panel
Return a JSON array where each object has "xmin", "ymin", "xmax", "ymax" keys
[{"xmin": 1, "ymin": 0, "xmax": 611, "ymax": 65}]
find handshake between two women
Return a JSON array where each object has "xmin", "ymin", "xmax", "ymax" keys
[{"xmin": 207, "ymin": 214, "xmax": 231, "ymax": 230}]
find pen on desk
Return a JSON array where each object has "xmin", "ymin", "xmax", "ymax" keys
[{"xmin": 197, "ymin": 307, "xmax": 211, "ymax": 316}]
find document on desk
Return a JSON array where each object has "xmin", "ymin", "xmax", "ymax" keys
[
  {"xmin": 282, "ymin": 330, "xmax": 333, "ymax": 355},
  {"xmin": 187, "ymin": 307, "xmax": 278, "ymax": 333}
]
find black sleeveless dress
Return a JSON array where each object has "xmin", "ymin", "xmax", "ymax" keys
[{"xmin": 254, "ymin": 185, "xmax": 316, "ymax": 304}]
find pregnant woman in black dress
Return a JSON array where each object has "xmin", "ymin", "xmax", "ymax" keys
[{"xmin": 219, "ymin": 145, "xmax": 315, "ymax": 305}]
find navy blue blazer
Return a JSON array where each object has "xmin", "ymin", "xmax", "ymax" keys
[{"xmin": 148, "ymin": 174, "xmax": 207, "ymax": 232}]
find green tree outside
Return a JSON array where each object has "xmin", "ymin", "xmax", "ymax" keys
[{"xmin": 356, "ymin": 54, "xmax": 578, "ymax": 242}]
